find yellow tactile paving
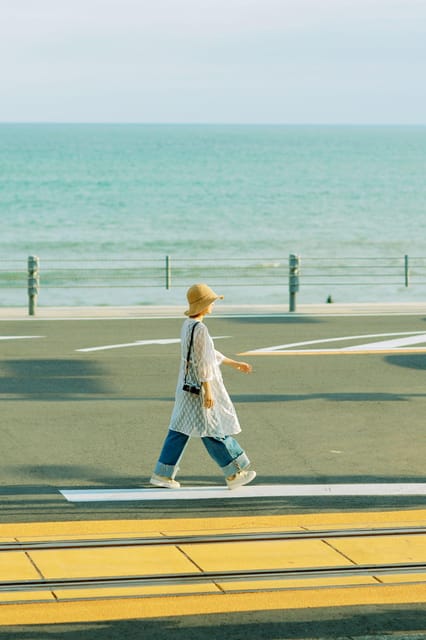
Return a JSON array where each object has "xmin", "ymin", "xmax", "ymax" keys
[
  {"xmin": 0, "ymin": 552, "xmax": 42, "ymax": 581},
  {"xmin": 0, "ymin": 538, "xmax": 18, "ymax": 544},
  {"xmin": 1, "ymin": 584, "xmax": 426, "ymax": 626},
  {"xmin": 16, "ymin": 525, "xmax": 303, "ymax": 544},
  {"xmin": 53, "ymin": 577, "xmax": 378, "ymax": 601},
  {"xmin": 157, "ymin": 525, "xmax": 305, "ymax": 537},
  {"xmin": 17, "ymin": 532, "xmax": 165, "ymax": 543},
  {"xmin": 218, "ymin": 576, "xmax": 378, "ymax": 591},
  {"xmin": 0, "ymin": 551, "xmax": 56, "ymax": 604},
  {"xmin": 0, "ymin": 591, "xmax": 55, "ymax": 603},
  {"xmin": 0, "ymin": 509, "xmax": 424, "ymax": 625},
  {"xmin": 303, "ymin": 520, "xmax": 426, "ymax": 531},
  {"xmin": 380, "ymin": 573, "xmax": 426, "ymax": 584},
  {"xmin": 329, "ymin": 533, "xmax": 426, "ymax": 565},
  {"xmin": 28, "ymin": 545, "xmax": 200, "ymax": 579},
  {"xmin": 180, "ymin": 539, "xmax": 352, "ymax": 572},
  {"xmin": 0, "ymin": 508, "xmax": 424, "ymax": 539},
  {"xmin": 53, "ymin": 583, "xmax": 220, "ymax": 601}
]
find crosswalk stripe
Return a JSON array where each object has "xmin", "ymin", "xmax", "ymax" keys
[{"xmin": 60, "ymin": 483, "xmax": 426, "ymax": 502}]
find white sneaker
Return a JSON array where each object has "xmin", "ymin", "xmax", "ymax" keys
[
  {"xmin": 226, "ymin": 469, "xmax": 256, "ymax": 490},
  {"xmin": 150, "ymin": 473, "xmax": 181, "ymax": 489}
]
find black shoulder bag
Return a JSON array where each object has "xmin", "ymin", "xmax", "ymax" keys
[{"xmin": 182, "ymin": 322, "xmax": 201, "ymax": 395}]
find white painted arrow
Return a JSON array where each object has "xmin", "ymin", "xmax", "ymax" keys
[
  {"xmin": 347, "ymin": 333, "xmax": 426, "ymax": 351},
  {"xmin": 0, "ymin": 336, "xmax": 43, "ymax": 341},
  {"xmin": 77, "ymin": 337, "xmax": 230, "ymax": 353},
  {"xmin": 241, "ymin": 331, "xmax": 426, "ymax": 355}
]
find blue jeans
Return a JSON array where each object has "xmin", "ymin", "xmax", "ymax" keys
[{"xmin": 154, "ymin": 429, "xmax": 251, "ymax": 479}]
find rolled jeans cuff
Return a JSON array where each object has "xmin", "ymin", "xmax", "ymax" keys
[
  {"xmin": 221, "ymin": 452, "xmax": 250, "ymax": 477},
  {"xmin": 154, "ymin": 461, "xmax": 179, "ymax": 479}
]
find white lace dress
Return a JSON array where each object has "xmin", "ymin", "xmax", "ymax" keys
[{"xmin": 169, "ymin": 319, "xmax": 241, "ymax": 438}]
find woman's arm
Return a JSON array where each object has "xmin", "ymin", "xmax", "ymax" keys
[
  {"xmin": 202, "ymin": 380, "xmax": 214, "ymax": 409},
  {"xmin": 202, "ymin": 356, "xmax": 252, "ymax": 408},
  {"xmin": 221, "ymin": 357, "xmax": 253, "ymax": 374}
]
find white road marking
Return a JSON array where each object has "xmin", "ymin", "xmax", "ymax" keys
[
  {"xmin": 77, "ymin": 336, "xmax": 230, "ymax": 353},
  {"xmin": 240, "ymin": 332, "xmax": 426, "ymax": 356},
  {"xmin": 60, "ymin": 483, "xmax": 426, "ymax": 502},
  {"xmin": 347, "ymin": 333, "xmax": 426, "ymax": 351},
  {"xmin": 0, "ymin": 336, "xmax": 43, "ymax": 341},
  {"xmin": 246, "ymin": 347, "xmax": 426, "ymax": 356},
  {"xmin": 77, "ymin": 338, "xmax": 181, "ymax": 352}
]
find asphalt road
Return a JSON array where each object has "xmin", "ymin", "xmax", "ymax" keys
[
  {"xmin": 1, "ymin": 310, "xmax": 426, "ymax": 637},
  {"xmin": 0, "ymin": 312, "xmax": 425, "ymax": 523}
]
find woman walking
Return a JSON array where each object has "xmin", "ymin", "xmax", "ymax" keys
[{"xmin": 150, "ymin": 283, "xmax": 256, "ymax": 490}]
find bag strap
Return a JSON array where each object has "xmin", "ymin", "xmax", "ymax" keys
[{"xmin": 184, "ymin": 322, "xmax": 199, "ymax": 384}]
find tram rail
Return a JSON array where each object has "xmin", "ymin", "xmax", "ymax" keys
[
  {"xmin": 1, "ymin": 525, "xmax": 425, "ymax": 552},
  {"xmin": 0, "ymin": 562, "xmax": 426, "ymax": 595},
  {"xmin": 0, "ymin": 525, "xmax": 425, "ymax": 598}
]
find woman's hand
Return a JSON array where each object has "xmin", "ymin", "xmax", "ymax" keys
[
  {"xmin": 204, "ymin": 393, "xmax": 214, "ymax": 409},
  {"xmin": 202, "ymin": 381, "xmax": 214, "ymax": 409},
  {"xmin": 222, "ymin": 357, "xmax": 253, "ymax": 373},
  {"xmin": 235, "ymin": 361, "xmax": 252, "ymax": 374}
]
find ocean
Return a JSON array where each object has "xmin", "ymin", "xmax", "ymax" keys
[{"xmin": 0, "ymin": 123, "xmax": 425, "ymax": 307}]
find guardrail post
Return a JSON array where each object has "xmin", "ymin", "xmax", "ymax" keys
[
  {"xmin": 404, "ymin": 254, "xmax": 409, "ymax": 287},
  {"xmin": 28, "ymin": 255, "xmax": 40, "ymax": 316},
  {"xmin": 289, "ymin": 254, "xmax": 300, "ymax": 312},
  {"xmin": 165, "ymin": 255, "xmax": 171, "ymax": 290}
]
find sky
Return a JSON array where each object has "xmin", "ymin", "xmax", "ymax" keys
[{"xmin": 0, "ymin": 0, "xmax": 425, "ymax": 124}]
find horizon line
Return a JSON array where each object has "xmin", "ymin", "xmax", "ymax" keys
[{"xmin": 1, "ymin": 121, "xmax": 426, "ymax": 127}]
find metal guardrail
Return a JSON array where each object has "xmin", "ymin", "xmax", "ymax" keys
[{"xmin": 0, "ymin": 255, "xmax": 425, "ymax": 315}]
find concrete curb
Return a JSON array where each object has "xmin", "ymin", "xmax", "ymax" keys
[{"xmin": 1, "ymin": 303, "xmax": 426, "ymax": 319}]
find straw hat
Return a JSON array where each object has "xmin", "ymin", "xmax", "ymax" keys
[{"xmin": 184, "ymin": 283, "xmax": 224, "ymax": 316}]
